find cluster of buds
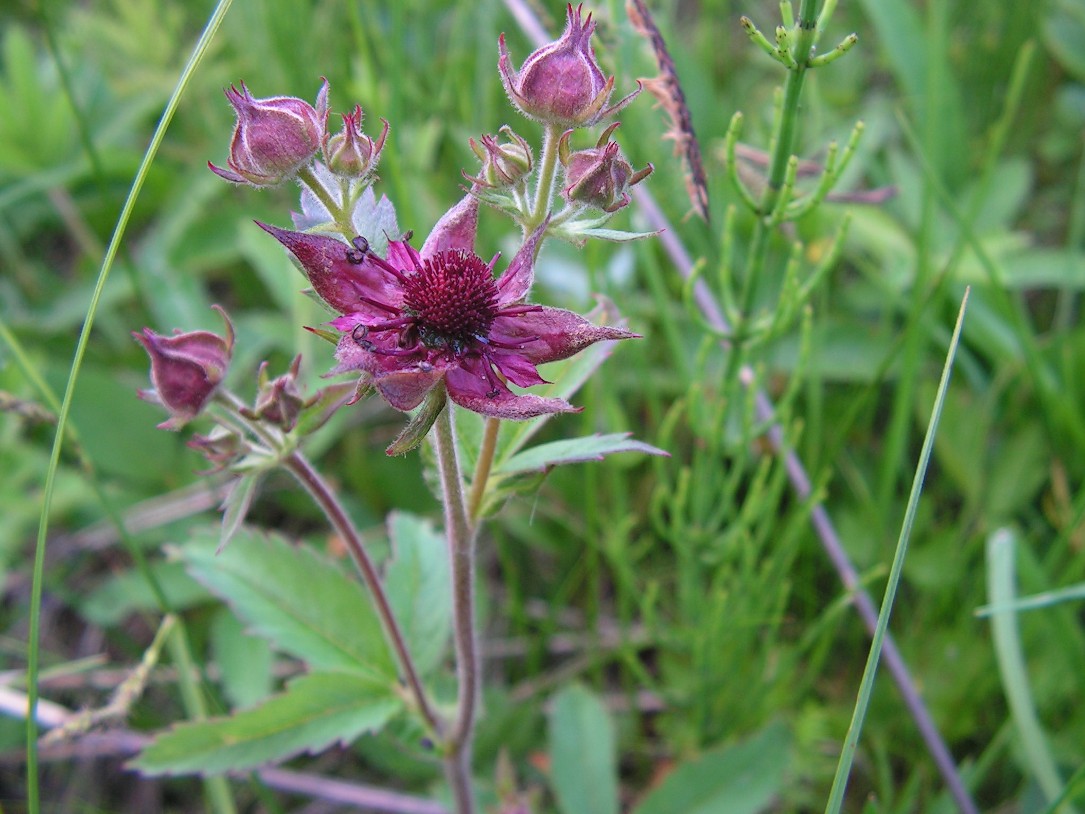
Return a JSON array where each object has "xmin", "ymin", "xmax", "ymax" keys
[
  {"xmin": 476, "ymin": 4, "xmax": 651, "ymax": 219},
  {"xmin": 209, "ymin": 79, "xmax": 386, "ymax": 188},
  {"xmin": 134, "ymin": 308, "xmax": 352, "ymax": 471}
]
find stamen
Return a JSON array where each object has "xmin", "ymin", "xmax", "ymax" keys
[
  {"xmin": 352, "ymin": 289, "xmax": 400, "ymax": 315},
  {"xmin": 351, "ymin": 316, "xmax": 415, "ymax": 339},
  {"xmin": 498, "ymin": 304, "xmax": 544, "ymax": 316},
  {"xmin": 345, "ymin": 235, "xmax": 370, "ymax": 264},
  {"xmin": 471, "ymin": 352, "xmax": 504, "ymax": 398},
  {"xmin": 340, "ymin": 236, "xmax": 409, "ymax": 284},
  {"xmin": 484, "ymin": 336, "xmax": 540, "ymax": 350}
]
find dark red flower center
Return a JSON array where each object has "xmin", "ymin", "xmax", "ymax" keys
[{"xmin": 401, "ymin": 250, "xmax": 500, "ymax": 352}]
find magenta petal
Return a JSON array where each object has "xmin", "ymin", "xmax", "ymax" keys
[
  {"xmin": 373, "ymin": 366, "xmax": 446, "ymax": 412},
  {"xmin": 257, "ymin": 222, "xmax": 402, "ymax": 316},
  {"xmin": 491, "ymin": 351, "xmax": 548, "ymax": 388},
  {"xmin": 420, "ymin": 193, "xmax": 479, "ymax": 260},
  {"xmin": 386, "ymin": 239, "xmax": 422, "ymax": 272},
  {"xmin": 496, "ymin": 219, "xmax": 548, "ymax": 305},
  {"xmin": 333, "ymin": 335, "xmax": 447, "ymax": 413},
  {"xmin": 445, "ymin": 365, "xmax": 577, "ymax": 420},
  {"xmin": 490, "ymin": 306, "xmax": 637, "ymax": 364}
]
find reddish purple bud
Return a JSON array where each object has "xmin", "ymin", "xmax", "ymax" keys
[
  {"xmin": 498, "ymin": 4, "xmax": 640, "ymax": 128},
  {"xmin": 209, "ymin": 79, "xmax": 327, "ymax": 187},
  {"xmin": 251, "ymin": 355, "xmax": 306, "ymax": 431},
  {"xmin": 133, "ymin": 306, "xmax": 234, "ymax": 430},
  {"xmin": 188, "ymin": 428, "xmax": 244, "ymax": 470},
  {"xmin": 559, "ymin": 125, "xmax": 653, "ymax": 213},
  {"xmin": 467, "ymin": 126, "xmax": 533, "ymax": 188},
  {"xmin": 324, "ymin": 106, "xmax": 388, "ymax": 179}
]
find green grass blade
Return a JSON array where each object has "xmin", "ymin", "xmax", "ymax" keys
[
  {"xmin": 823, "ymin": 288, "xmax": 971, "ymax": 814},
  {"xmin": 1040, "ymin": 762, "xmax": 1085, "ymax": 814},
  {"xmin": 974, "ymin": 582, "xmax": 1085, "ymax": 618},
  {"xmin": 25, "ymin": 3, "xmax": 235, "ymax": 812},
  {"xmin": 986, "ymin": 528, "xmax": 1076, "ymax": 809}
]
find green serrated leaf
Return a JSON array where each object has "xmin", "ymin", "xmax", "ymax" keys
[
  {"xmin": 210, "ymin": 608, "xmax": 274, "ymax": 710},
  {"xmin": 176, "ymin": 527, "xmax": 395, "ymax": 680},
  {"xmin": 495, "ymin": 433, "xmax": 668, "ymax": 476},
  {"xmin": 549, "ymin": 684, "xmax": 619, "ymax": 814},
  {"xmin": 350, "ymin": 187, "xmax": 400, "ymax": 257},
  {"xmin": 80, "ymin": 561, "xmax": 211, "ymax": 627},
  {"xmin": 631, "ymin": 722, "xmax": 790, "ymax": 814},
  {"xmin": 132, "ymin": 671, "xmax": 402, "ymax": 776},
  {"xmin": 384, "ymin": 512, "xmax": 452, "ymax": 676}
]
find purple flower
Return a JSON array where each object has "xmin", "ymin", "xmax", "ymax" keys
[
  {"xmin": 498, "ymin": 4, "xmax": 640, "ymax": 128},
  {"xmin": 209, "ymin": 80, "xmax": 328, "ymax": 187},
  {"xmin": 133, "ymin": 306, "xmax": 234, "ymax": 430},
  {"xmin": 258, "ymin": 196, "xmax": 636, "ymax": 419}
]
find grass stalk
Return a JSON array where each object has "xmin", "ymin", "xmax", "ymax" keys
[
  {"xmin": 25, "ymin": 4, "xmax": 234, "ymax": 811},
  {"xmin": 987, "ymin": 529, "xmax": 1077, "ymax": 810},
  {"xmin": 823, "ymin": 289, "xmax": 970, "ymax": 814}
]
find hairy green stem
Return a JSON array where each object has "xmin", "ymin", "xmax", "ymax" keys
[
  {"xmin": 529, "ymin": 122, "xmax": 562, "ymax": 227},
  {"xmin": 467, "ymin": 418, "xmax": 502, "ymax": 520},
  {"xmin": 281, "ymin": 451, "xmax": 442, "ymax": 735},
  {"xmin": 296, "ymin": 165, "xmax": 356, "ymax": 238},
  {"xmin": 432, "ymin": 399, "xmax": 477, "ymax": 814}
]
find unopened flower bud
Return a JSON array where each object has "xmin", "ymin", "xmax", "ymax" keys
[
  {"xmin": 467, "ymin": 127, "xmax": 533, "ymax": 188},
  {"xmin": 324, "ymin": 106, "xmax": 388, "ymax": 179},
  {"xmin": 133, "ymin": 306, "xmax": 234, "ymax": 430},
  {"xmin": 188, "ymin": 427, "xmax": 244, "ymax": 470},
  {"xmin": 498, "ymin": 4, "xmax": 640, "ymax": 128},
  {"xmin": 251, "ymin": 355, "xmax": 306, "ymax": 432},
  {"xmin": 559, "ymin": 125, "xmax": 653, "ymax": 212},
  {"xmin": 209, "ymin": 79, "xmax": 328, "ymax": 186}
]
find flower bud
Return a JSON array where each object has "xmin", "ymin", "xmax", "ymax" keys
[
  {"xmin": 559, "ymin": 125, "xmax": 653, "ymax": 212},
  {"xmin": 251, "ymin": 355, "xmax": 306, "ymax": 432},
  {"xmin": 466, "ymin": 127, "xmax": 533, "ymax": 188},
  {"xmin": 498, "ymin": 4, "xmax": 640, "ymax": 128},
  {"xmin": 133, "ymin": 306, "xmax": 234, "ymax": 430},
  {"xmin": 209, "ymin": 79, "xmax": 328, "ymax": 186},
  {"xmin": 324, "ymin": 105, "xmax": 388, "ymax": 179},
  {"xmin": 188, "ymin": 427, "xmax": 244, "ymax": 470}
]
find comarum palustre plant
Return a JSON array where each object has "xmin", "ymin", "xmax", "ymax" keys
[{"xmin": 127, "ymin": 5, "xmax": 662, "ymax": 813}]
